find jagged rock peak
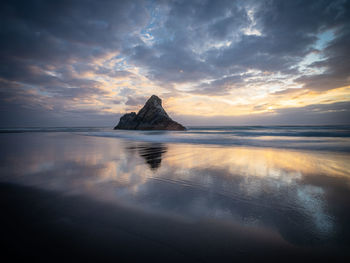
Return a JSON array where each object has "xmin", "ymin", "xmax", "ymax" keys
[
  {"xmin": 146, "ymin": 95, "xmax": 162, "ymax": 106},
  {"xmin": 114, "ymin": 95, "xmax": 186, "ymax": 131}
]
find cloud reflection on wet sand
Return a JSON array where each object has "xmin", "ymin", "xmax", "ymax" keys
[{"xmin": 1, "ymin": 132, "xmax": 350, "ymax": 261}]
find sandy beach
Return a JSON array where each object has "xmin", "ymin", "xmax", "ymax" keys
[{"xmin": 1, "ymin": 129, "xmax": 350, "ymax": 262}]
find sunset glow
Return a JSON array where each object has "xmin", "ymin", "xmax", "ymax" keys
[{"xmin": 1, "ymin": 0, "xmax": 349, "ymax": 126}]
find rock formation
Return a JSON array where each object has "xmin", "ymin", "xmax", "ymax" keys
[{"xmin": 114, "ymin": 95, "xmax": 186, "ymax": 130}]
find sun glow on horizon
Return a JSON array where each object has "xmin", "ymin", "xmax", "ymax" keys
[{"xmin": 1, "ymin": 0, "xmax": 349, "ymax": 126}]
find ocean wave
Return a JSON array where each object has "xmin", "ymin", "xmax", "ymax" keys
[
  {"xmin": 0, "ymin": 127, "xmax": 108, "ymax": 133},
  {"xmin": 83, "ymin": 129, "xmax": 350, "ymax": 152},
  {"xmin": 1, "ymin": 126, "xmax": 350, "ymax": 152}
]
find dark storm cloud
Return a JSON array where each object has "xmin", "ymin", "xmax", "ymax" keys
[
  {"xmin": 43, "ymin": 85, "xmax": 108, "ymax": 99},
  {"xmin": 72, "ymin": 63, "xmax": 135, "ymax": 79},
  {"xmin": 97, "ymin": 69, "xmax": 134, "ymax": 79},
  {"xmin": 214, "ymin": 0, "xmax": 350, "ymax": 90},
  {"xmin": 211, "ymin": 0, "xmax": 348, "ymax": 74},
  {"xmin": 0, "ymin": 0, "xmax": 149, "ymax": 82},
  {"xmin": 190, "ymin": 74, "xmax": 246, "ymax": 95},
  {"xmin": 0, "ymin": 0, "xmax": 148, "ymax": 61},
  {"xmin": 0, "ymin": 82, "xmax": 118, "ymax": 127},
  {"xmin": 130, "ymin": 42, "xmax": 215, "ymax": 83},
  {"xmin": 164, "ymin": 0, "xmax": 249, "ymax": 41},
  {"xmin": 0, "ymin": 0, "xmax": 148, "ymax": 92},
  {"xmin": 269, "ymin": 101, "xmax": 350, "ymax": 125},
  {"xmin": 209, "ymin": 34, "xmax": 306, "ymax": 73},
  {"xmin": 0, "ymin": 57, "xmax": 106, "ymax": 99},
  {"xmin": 0, "ymin": 0, "xmax": 349, "ymax": 126},
  {"xmin": 296, "ymin": 21, "xmax": 350, "ymax": 91},
  {"xmin": 125, "ymin": 96, "xmax": 148, "ymax": 106},
  {"xmin": 208, "ymin": 14, "xmax": 247, "ymax": 40},
  {"xmin": 128, "ymin": 0, "xmax": 350, "ymax": 91},
  {"xmin": 0, "ymin": 0, "xmax": 149, "ymax": 126},
  {"xmin": 128, "ymin": 0, "xmax": 250, "ymax": 84}
]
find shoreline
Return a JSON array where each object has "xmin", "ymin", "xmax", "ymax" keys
[
  {"xmin": 1, "ymin": 182, "xmax": 349, "ymax": 262},
  {"xmin": 1, "ymin": 132, "xmax": 350, "ymax": 262}
]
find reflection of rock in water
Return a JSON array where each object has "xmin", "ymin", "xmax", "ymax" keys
[{"xmin": 128, "ymin": 143, "xmax": 168, "ymax": 170}]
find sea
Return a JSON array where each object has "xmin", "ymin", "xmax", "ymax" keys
[
  {"xmin": 2, "ymin": 125, "xmax": 350, "ymax": 151},
  {"xmin": 1, "ymin": 125, "xmax": 350, "ymax": 262}
]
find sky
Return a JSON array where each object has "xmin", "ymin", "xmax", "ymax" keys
[{"xmin": 1, "ymin": 0, "xmax": 350, "ymax": 127}]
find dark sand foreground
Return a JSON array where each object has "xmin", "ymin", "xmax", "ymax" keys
[{"xmin": 2, "ymin": 183, "xmax": 349, "ymax": 262}]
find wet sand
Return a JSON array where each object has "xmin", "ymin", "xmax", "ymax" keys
[
  {"xmin": 1, "ymin": 132, "xmax": 350, "ymax": 262},
  {"xmin": 2, "ymin": 183, "xmax": 349, "ymax": 262}
]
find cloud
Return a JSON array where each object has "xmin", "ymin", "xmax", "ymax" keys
[
  {"xmin": 296, "ymin": 24, "xmax": 350, "ymax": 91},
  {"xmin": 190, "ymin": 74, "xmax": 246, "ymax": 95},
  {"xmin": 0, "ymin": 0, "xmax": 349, "ymax": 126},
  {"xmin": 125, "ymin": 95, "xmax": 148, "ymax": 106},
  {"xmin": 173, "ymin": 101, "xmax": 350, "ymax": 126},
  {"xmin": 127, "ymin": 0, "xmax": 348, "ymax": 83}
]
